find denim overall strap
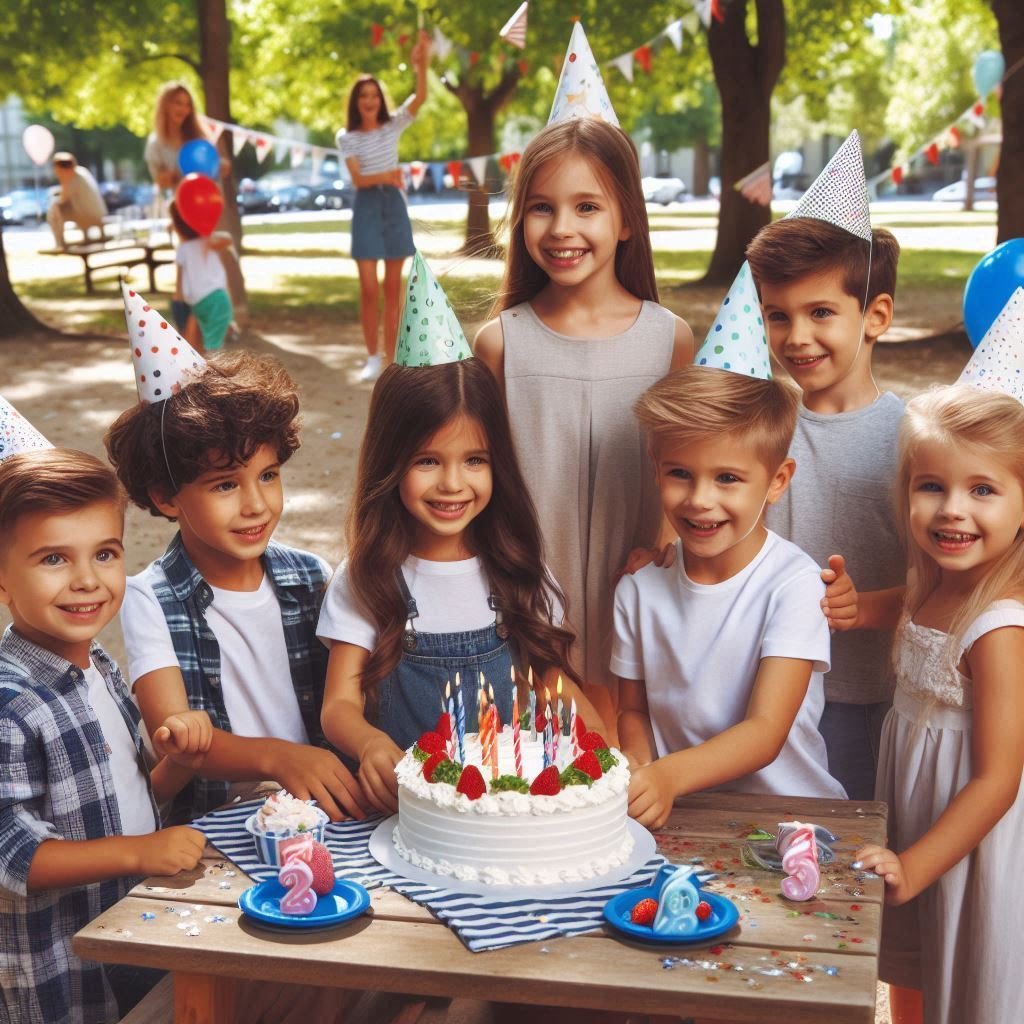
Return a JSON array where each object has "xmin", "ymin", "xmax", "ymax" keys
[{"xmin": 377, "ymin": 570, "xmax": 518, "ymax": 751}]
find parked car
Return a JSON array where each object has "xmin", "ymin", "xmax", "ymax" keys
[
  {"xmin": 641, "ymin": 176, "xmax": 688, "ymax": 205},
  {"xmin": 236, "ymin": 177, "xmax": 275, "ymax": 215},
  {"xmin": 932, "ymin": 176, "xmax": 997, "ymax": 202},
  {"xmin": 0, "ymin": 187, "xmax": 49, "ymax": 224},
  {"xmin": 267, "ymin": 184, "xmax": 318, "ymax": 212},
  {"xmin": 313, "ymin": 179, "xmax": 355, "ymax": 210},
  {"xmin": 99, "ymin": 181, "xmax": 156, "ymax": 212}
]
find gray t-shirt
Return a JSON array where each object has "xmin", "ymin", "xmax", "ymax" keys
[{"xmin": 765, "ymin": 391, "xmax": 905, "ymax": 704}]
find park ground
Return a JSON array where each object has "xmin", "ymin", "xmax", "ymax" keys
[{"xmin": 1, "ymin": 199, "xmax": 991, "ymax": 1024}]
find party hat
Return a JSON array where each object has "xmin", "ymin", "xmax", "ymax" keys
[
  {"xmin": 395, "ymin": 252, "xmax": 472, "ymax": 367},
  {"xmin": 548, "ymin": 22, "xmax": 619, "ymax": 128},
  {"xmin": 957, "ymin": 287, "xmax": 1024, "ymax": 404},
  {"xmin": 0, "ymin": 395, "xmax": 53, "ymax": 462},
  {"xmin": 786, "ymin": 130, "xmax": 872, "ymax": 241},
  {"xmin": 694, "ymin": 261, "xmax": 771, "ymax": 380},
  {"xmin": 122, "ymin": 281, "xmax": 206, "ymax": 404}
]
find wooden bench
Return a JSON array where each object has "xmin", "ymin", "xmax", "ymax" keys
[{"xmin": 40, "ymin": 233, "xmax": 175, "ymax": 294}]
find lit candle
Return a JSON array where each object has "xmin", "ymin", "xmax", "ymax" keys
[
  {"xmin": 569, "ymin": 697, "xmax": 579, "ymax": 759},
  {"xmin": 479, "ymin": 682, "xmax": 488, "ymax": 735},
  {"xmin": 556, "ymin": 676, "xmax": 564, "ymax": 736},
  {"xmin": 445, "ymin": 680, "xmax": 457, "ymax": 761},
  {"xmin": 454, "ymin": 672, "xmax": 466, "ymax": 763},
  {"xmin": 527, "ymin": 667, "xmax": 537, "ymax": 742},
  {"xmin": 488, "ymin": 683, "xmax": 498, "ymax": 729},
  {"xmin": 489, "ymin": 703, "xmax": 499, "ymax": 778},
  {"xmin": 479, "ymin": 688, "xmax": 492, "ymax": 771},
  {"xmin": 512, "ymin": 691, "xmax": 523, "ymax": 777},
  {"xmin": 543, "ymin": 717, "xmax": 554, "ymax": 769}
]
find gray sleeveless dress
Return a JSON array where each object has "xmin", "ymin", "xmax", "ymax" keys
[{"xmin": 501, "ymin": 300, "xmax": 676, "ymax": 691}]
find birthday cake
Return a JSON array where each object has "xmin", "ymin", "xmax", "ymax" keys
[{"xmin": 392, "ymin": 723, "xmax": 633, "ymax": 886}]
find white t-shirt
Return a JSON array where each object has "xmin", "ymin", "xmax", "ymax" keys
[
  {"xmin": 175, "ymin": 237, "xmax": 228, "ymax": 306},
  {"xmin": 121, "ymin": 566, "xmax": 310, "ymax": 745},
  {"xmin": 337, "ymin": 99, "xmax": 415, "ymax": 175},
  {"xmin": 611, "ymin": 531, "xmax": 845, "ymax": 799},
  {"xmin": 83, "ymin": 663, "xmax": 157, "ymax": 837},
  {"xmin": 317, "ymin": 554, "xmax": 563, "ymax": 650}
]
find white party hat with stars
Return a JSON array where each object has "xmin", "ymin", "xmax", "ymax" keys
[
  {"xmin": 694, "ymin": 261, "xmax": 771, "ymax": 380},
  {"xmin": 395, "ymin": 251, "xmax": 472, "ymax": 367},
  {"xmin": 786, "ymin": 130, "xmax": 872, "ymax": 241},
  {"xmin": 122, "ymin": 281, "xmax": 206, "ymax": 404},
  {"xmin": 0, "ymin": 395, "xmax": 53, "ymax": 462},
  {"xmin": 548, "ymin": 22, "xmax": 619, "ymax": 128},
  {"xmin": 957, "ymin": 287, "xmax": 1024, "ymax": 404}
]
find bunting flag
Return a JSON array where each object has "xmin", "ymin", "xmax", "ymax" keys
[
  {"xmin": 274, "ymin": 140, "xmax": 289, "ymax": 164},
  {"xmin": 467, "ymin": 156, "xmax": 488, "ymax": 186},
  {"xmin": 499, "ymin": 2, "xmax": 529, "ymax": 49},
  {"xmin": 311, "ymin": 146, "xmax": 325, "ymax": 180},
  {"xmin": 433, "ymin": 26, "xmax": 453, "ymax": 61},
  {"xmin": 252, "ymin": 133, "xmax": 273, "ymax": 164},
  {"xmin": 201, "ymin": 117, "xmax": 224, "ymax": 145},
  {"xmin": 290, "ymin": 144, "xmax": 306, "ymax": 169},
  {"xmin": 231, "ymin": 128, "xmax": 249, "ymax": 157},
  {"xmin": 371, "ymin": 23, "xmax": 384, "ymax": 48},
  {"xmin": 409, "ymin": 160, "xmax": 426, "ymax": 190},
  {"xmin": 499, "ymin": 152, "xmax": 521, "ymax": 174},
  {"xmin": 734, "ymin": 161, "xmax": 772, "ymax": 207},
  {"xmin": 925, "ymin": 141, "xmax": 940, "ymax": 165},
  {"xmin": 691, "ymin": 0, "xmax": 713, "ymax": 29},
  {"xmin": 447, "ymin": 160, "xmax": 464, "ymax": 186},
  {"xmin": 611, "ymin": 53, "xmax": 634, "ymax": 83},
  {"xmin": 665, "ymin": 19, "xmax": 684, "ymax": 53},
  {"xmin": 429, "ymin": 162, "xmax": 447, "ymax": 193},
  {"xmin": 634, "ymin": 45, "xmax": 652, "ymax": 74},
  {"xmin": 966, "ymin": 101, "xmax": 987, "ymax": 130}
]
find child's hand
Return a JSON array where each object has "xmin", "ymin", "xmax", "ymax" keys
[
  {"xmin": 410, "ymin": 29, "xmax": 431, "ymax": 69},
  {"xmin": 627, "ymin": 762, "xmax": 675, "ymax": 830},
  {"xmin": 618, "ymin": 543, "xmax": 676, "ymax": 581},
  {"xmin": 357, "ymin": 735, "xmax": 403, "ymax": 814},
  {"xmin": 130, "ymin": 826, "xmax": 207, "ymax": 877},
  {"xmin": 853, "ymin": 843, "xmax": 914, "ymax": 906},
  {"xmin": 820, "ymin": 554, "xmax": 859, "ymax": 631},
  {"xmin": 271, "ymin": 744, "xmax": 368, "ymax": 822},
  {"xmin": 152, "ymin": 710, "xmax": 213, "ymax": 768}
]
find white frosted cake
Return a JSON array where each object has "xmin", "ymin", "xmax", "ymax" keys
[{"xmin": 392, "ymin": 727, "xmax": 633, "ymax": 886}]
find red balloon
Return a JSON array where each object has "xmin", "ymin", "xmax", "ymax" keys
[{"xmin": 175, "ymin": 173, "xmax": 223, "ymax": 236}]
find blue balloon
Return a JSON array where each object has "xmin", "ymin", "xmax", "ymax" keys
[
  {"xmin": 178, "ymin": 139, "xmax": 220, "ymax": 180},
  {"xmin": 972, "ymin": 49, "xmax": 1005, "ymax": 99},
  {"xmin": 963, "ymin": 239, "xmax": 1024, "ymax": 348}
]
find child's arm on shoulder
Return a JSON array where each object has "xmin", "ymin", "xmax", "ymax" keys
[
  {"xmin": 472, "ymin": 318, "xmax": 505, "ymax": 389},
  {"xmin": 321, "ymin": 642, "xmax": 403, "ymax": 815},
  {"xmin": 820, "ymin": 555, "xmax": 905, "ymax": 631},
  {"xmin": 669, "ymin": 314, "xmax": 695, "ymax": 369},
  {"xmin": 857, "ymin": 624, "xmax": 1024, "ymax": 905}
]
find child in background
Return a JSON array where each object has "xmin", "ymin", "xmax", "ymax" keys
[
  {"xmin": 745, "ymin": 132, "xmax": 905, "ymax": 801},
  {"xmin": 105, "ymin": 287, "xmax": 365, "ymax": 825},
  {"xmin": 475, "ymin": 102, "xmax": 693, "ymax": 727},
  {"xmin": 0, "ymin": 439, "xmax": 209, "ymax": 1024},
  {"xmin": 614, "ymin": 364, "xmax": 845, "ymax": 828},
  {"xmin": 169, "ymin": 199, "xmax": 234, "ymax": 353}
]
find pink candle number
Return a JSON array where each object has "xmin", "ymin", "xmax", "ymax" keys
[{"xmin": 279, "ymin": 857, "xmax": 317, "ymax": 915}]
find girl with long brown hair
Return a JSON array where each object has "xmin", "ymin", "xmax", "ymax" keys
[
  {"xmin": 474, "ymin": 117, "xmax": 694, "ymax": 725},
  {"xmin": 317, "ymin": 358, "xmax": 602, "ymax": 813}
]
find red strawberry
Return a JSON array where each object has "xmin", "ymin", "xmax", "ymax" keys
[
  {"xmin": 417, "ymin": 731, "xmax": 446, "ymax": 755},
  {"xmin": 456, "ymin": 764, "xmax": 486, "ymax": 800},
  {"xmin": 573, "ymin": 715, "xmax": 587, "ymax": 743},
  {"xmin": 423, "ymin": 752, "xmax": 446, "ymax": 781},
  {"xmin": 579, "ymin": 731, "xmax": 608, "ymax": 751},
  {"xmin": 630, "ymin": 897, "xmax": 658, "ymax": 925},
  {"xmin": 307, "ymin": 841, "xmax": 335, "ymax": 896},
  {"xmin": 434, "ymin": 713, "xmax": 453, "ymax": 742},
  {"xmin": 529, "ymin": 765, "xmax": 561, "ymax": 796},
  {"xmin": 535, "ymin": 711, "xmax": 547, "ymax": 733},
  {"xmin": 573, "ymin": 750, "xmax": 603, "ymax": 780},
  {"xmin": 696, "ymin": 900, "xmax": 712, "ymax": 922}
]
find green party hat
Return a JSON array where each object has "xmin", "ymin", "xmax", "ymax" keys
[
  {"xmin": 395, "ymin": 251, "xmax": 472, "ymax": 367},
  {"xmin": 694, "ymin": 261, "xmax": 771, "ymax": 380}
]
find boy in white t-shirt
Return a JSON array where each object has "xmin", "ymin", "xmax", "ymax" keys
[{"xmin": 614, "ymin": 364, "xmax": 846, "ymax": 829}]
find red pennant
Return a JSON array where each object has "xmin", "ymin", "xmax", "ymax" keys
[
  {"xmin": 891, "ymin": 166, "xmax": 903, "ymax": 186},
  {"xmin": 925, "ymin": 141, "xmax": 940, "ymax": 166},
  {"xmin": 499, "ymin": 154, "xmax": 513, "ymax": 174},
  {"xmin": 469, "ymin": 51, "xmax": 479, "ymax": 66},
  {"xmin": 398, "ymin": 33, "xmax": 409, "ymax": 47},
  {"xmin": 635, "ymin": 45, "xmax": 652, "ymax": 74},
  {"xmin": 711, "ymin": 0, "xmax": 725, "ymax": 22},
  {"xmin": 518, "ymin": 59, "xmax": 529, "ymax": 75},
  {"xmin": 447, "ymin": 160, "xmax": 463, "ymax": 184},
  {"xmin": 974, "ymin": 101, "xmax": 985, "ymax": 117},
  {"xmin": 948, "ymin": 125, "xmax": 962, "ymax": 149},
  {"xmin": 371, "ymin": 23, "xmax": 384, "ymax": 48}
]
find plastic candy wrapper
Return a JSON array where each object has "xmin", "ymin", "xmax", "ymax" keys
[
  {"xmin": 742, "ymin": 823, "xmax": 837, "ymax": 873},
  {"xmin": 777, "ymin": 822, "xmax": 821, "ymax": 902}
]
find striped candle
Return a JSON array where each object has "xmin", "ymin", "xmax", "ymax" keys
[
  {"xmin": 479, "ymin": 691, "xmax": 493, "ymax": 772},
  {"xmin": 543, "ymin": 718, "xmax": 554, "ymax": 769},
  {"xmin": 528, "ymin": 667, "xmax": 537, "ymax": 742},
  {"xmin": 489, "ymin": 705, "xmax": 499, "ymax": 778},
  {"xmin": 445, "ymin": 681, "xmax": 457, "ymax": 761},
  {"xmin": 454, "ymin": 672, "xmax": 466, "ymax": 763},
  {"xmin": 511, "ymin": 692, "xmax": 523, "ymax": 777},
  {"xmin": 569, "ymin": 697, "xmax": 580, "ymax": 759}
]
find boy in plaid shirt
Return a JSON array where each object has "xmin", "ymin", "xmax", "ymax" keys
[{"xmin": 0, "ymin": 447, "xmax": 208, "ymax": 1023}]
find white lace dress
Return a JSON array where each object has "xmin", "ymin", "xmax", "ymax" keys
[{"xmin": 876, "ymin": 600, "xmax": 1024, "ymax": 1024}]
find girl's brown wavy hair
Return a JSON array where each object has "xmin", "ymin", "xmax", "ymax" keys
[{"xmin": 348, "ymin": 358, "xmax": 581, "ymax": 694}]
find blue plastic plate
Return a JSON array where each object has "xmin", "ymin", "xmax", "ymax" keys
[
  {"xmin": 238, "ymin": 878, "xmax": 371, "ymax": 930},
  {"xmin": 603, "ymin": 886, "xmax": 739, "ymax": 944}
]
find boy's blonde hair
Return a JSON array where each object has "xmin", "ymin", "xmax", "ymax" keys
[
  {"xmin": 635, "ymin": 365, "xmax": 799, "ymax": 471},
  {"xmin": 897, "ymin": 384, "xmax": 1024, "ymax": 666}
]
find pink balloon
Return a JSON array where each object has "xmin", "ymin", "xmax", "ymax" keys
[{"xmin": 22, "ymin": 124, "xmax": 55, "ymax": 166}]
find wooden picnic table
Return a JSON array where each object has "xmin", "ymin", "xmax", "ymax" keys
[
  {"xmin": 74, "ymin": 793, "xmax": 887, "ymax": 1024},
  {"xmin": 41, "ymin": 231, "xmax": 175, "ymax": 294}
]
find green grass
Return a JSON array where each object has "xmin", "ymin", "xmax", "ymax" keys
[
  {"xmin": 894, "ymin": 248, "xmax": 979, "ymax": 290},
  {"xmin": 244, "ymin": 219, "xmax": 350, "ymax": 236}
]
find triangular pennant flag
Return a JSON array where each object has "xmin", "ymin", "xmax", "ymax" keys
[
  {"xmin": 548, "ymin": 22, "xmax": 619, "ymax": 127},
  {"xmin": 611, "ymin": 53, "xmax": 634, "ymax": 83},
  {"xmin": 231, "ymin": 128, "xmax": 249, "ymax": 157},
  {"xmin": 202, "ymin": 117, "xmax": 225, "ymax": 146},
  {"xmin": 433, "ymin": 26, "xmax": 453, "ymax": 61},
  {"xmin": 735, "ymin": 161, "xmax": 772, "ymax": 206},
  {"xmin": 121, "ymin": 281, "xmax": 206, "ymax": 404},
  {"xmin": 665, "ymin": 18, "xmax": 684, "ymax": 53},
  {"xmin": 634, "ymin": 45, "xmax": 652, "ymax": 74},
  {"xmin": 0, "ymin": 395, "xmax": 53, "ymax": 462},
  {"xmin": 691, "ymin": 0, "xmax": 713, "ymax": 29},
  {"xmin": 409, "ymin": 160, "xmax": 426, "ymax": 190},
  {"xmin": 958, "ymin": 288, "xmax": 1024, "ymax": 404},
  {"xmin": 499, "ymin": 2, "xmax": 528, "ymax": 49},
  {"xmin": 966, "ymin": 101, "xmax": 987, "ymax": 130},
  {"xmin": 447, "ymin": 160, "xmax": 463, "ymax": 186},
  {"xmin": 786, "ymin": 130, "xmax": 871, "ymax": 241},
  {"xmin": 429, "ymin": 161, "xmax": 447, "ymax": 193},
  {"xmin": 682, "ymin": 10, "xmax": 700, "ymax": 34},
  {"xmin": 694, "ymin": 262, "xmax": 771, "ymax": 380},
  {"xmin": 311, "ymin": 146, "xmax": 325, "ymax": 181},
  {"xmin": 371, "ymin": 23, "xmax": 384, "ymax": 48},
  {"xmin": 467, "ymin": 156, "xmax": 488, "ymax": 186},
  {"xmin": 274, "ymin": 140, "xmax": 289, "ymax": 164},
  {"xmin": 252, "ymin": 134, "xmax": 273, "ymax": 164},
  {"xmin": 395, "ymin": 251, "xmax": 472, "ymax": 367}
]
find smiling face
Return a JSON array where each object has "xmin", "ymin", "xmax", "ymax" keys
[
  {"xmin": 0, "ymin": 500, "xmax": 125, "ymax": 667},
  {"xmin": 151, "ymin": 443, "xmax": 283, "ymax": 588},
  {"xmin": 908, "ymin": 437, "xmax": 1024, "ymax": 588},
  {"xmin": 167, "ymin": 88, "xmax": 194, "ymax": 129},
  {"xmin": 522, "ymin": 152, "xmax": 630, "ymax": 293},
  {"xmin": 655, "ymin": 432, "xmax": 794, "ymax": 583},
  {"xmin": 398, "ymin": 413, "xmax": 493, "ymax": 561},
  {"xmin": 357, "ymin": 81, "xmax": 384, "ymax": 124}
]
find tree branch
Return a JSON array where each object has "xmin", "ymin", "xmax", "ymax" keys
[
  {"xmin": 484, "ymin": 65, "xmax": 522, "ymax": 116},
  {"xmin": 124, "ymin": 51, "xmax": 201, "ymax": 74}
]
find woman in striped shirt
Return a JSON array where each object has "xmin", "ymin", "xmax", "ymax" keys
[{"xmin": 339, "ymin": 31, "xmax": 430, "ymax": 382}]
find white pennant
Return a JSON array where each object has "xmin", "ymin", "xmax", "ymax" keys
[
  {"xmin": 203, "ymin": 117, "xmax": 225, "ymax": 145},
  {"xmin": 274, "ymin": 140, "xmax": 289, "ymax": 164},
  {"xmin": 231, "ymin": 128, "xmax": 249, "ymax": 157},
  {"xmin": 433, "ymin": 26, "xmax": 453, "ymax": 61},
  {"xmin": 467, "ymin": 156, "xmax": 488, "ymax": 186},
  {"xmin": 665, "ymin": 19, "xmax": 684, "ymax": 53},
  {"xmin": 252, "ymin": 134, "xmax": 273, "ymax": 164},
  {"xmin": 290, "ymin": 144, "xmax": 307, "ymax": 168},
  {"xmin": 499, "ymin": 2, "xmax": 529, "ymax": 49},
  {"xmin": 691, "ymin": 0, "xmax": 713, "ymax": 29},
  {"xmin": 611, "ymin": 53, "xmax": 634, "ymax": 83},
  {"xmin": 311, "ymin": 146, "xmax": 325, "ymax": 180},
  {"xmin": 409, "ymin": 160, "xmax": 426, "ymax": 190}
]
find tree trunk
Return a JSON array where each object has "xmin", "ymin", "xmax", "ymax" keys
[
  {"xmin": 703, "ymin": 0, "xmax": 785, "ymax": 285},
  {"xmin": 0, "ymin": 224, "xmax": 54, "ymax": 338},
  {"xmin": 692, "ymin": 135, "xmax": 711, "ymax": 197},
  {"xmin": 992, "ymin": 0, "xmax": 1024, "ymax": 242}
]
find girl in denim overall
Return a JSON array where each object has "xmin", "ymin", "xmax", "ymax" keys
[{"xmin": 318, "ymin": 358, "xmax": 603, "ymax": 814}]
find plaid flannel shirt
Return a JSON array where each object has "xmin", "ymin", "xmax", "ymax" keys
[
  {"xmin": 145, "ymin": 533, "xmax": 330, "ymax": 824},
  {"xmin": 0, "ymin": 628, "xmax": 157, "ymax": 1024}
]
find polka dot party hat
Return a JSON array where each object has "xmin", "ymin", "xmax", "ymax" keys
[
  {"xmin": 694, "ymin": 261, "xmax": 771, "ymax": 380},
  {"xmin": 548, "ymin": 21, "xmax": 620, "ymax": 128},
  {"xmin": 122, "ymin": 280, "xmax": 206, "ymax": 404},
  {"xmin": 0, "ymin": 394, "xmax": 53, "ymax": 462},
  {"xmin": 786, "ymin": 130, "xmax": 872, "ymax": 242},
  {"xmin": 957, "ymin": 287, "xmax": 1024, "ymax": 404},
  {"xmin": 395, "ymin": 251, "xmax": 472, "ymax": 367}
]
